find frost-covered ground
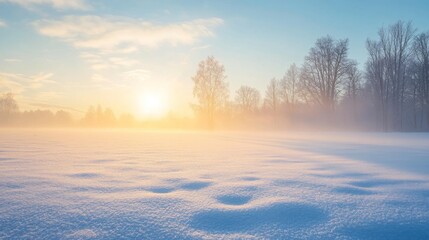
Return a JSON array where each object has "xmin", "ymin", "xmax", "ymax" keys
[{"xmin": 1, "ymin": 129, "xmax": 429, "ymax": 239}]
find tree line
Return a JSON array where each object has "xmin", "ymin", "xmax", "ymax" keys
[
  {"xmin": 0, "ymin": 93, "xmax": 73, "ymax": 127},
  {"xmin": 0, "ymin": 93, "xmax": 137, "ymax": 128},
  {"xmin": 192, "ymin": 21, "xmax": 429, "ymax": 131},
  {"xmin": 0, "ymin": 93, "xmax": 191, "ymax": 128},
  {"xmin": 1, "ymin": 20, "xmax": 428, "ymax": 131}
]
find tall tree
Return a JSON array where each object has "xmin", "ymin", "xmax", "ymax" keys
[
  {"xmin": 344, "ymin": 61, "xmax": 362, "ymax": 119},
  {"xmin": 413, "ymin": 32, "xmax": 429, "ymax": 127},
  {"xmin": 0, "ymin": 92, "xmax": 19, "ymax": 125},
  {"xmin": 366, "ymin": 40, "xmax": 389, "ymax": 130},
  {"xmin": 366, "ymin": 21, "xmax": 415, "ymax": 130},
  {"xmin": 0, "ymin": 92, "xmax": 19, "ymax": 114},
  {"xmin": 407, "ymin": 60, "xmax": 422, "ymax": 129},
  {"xmin": 264, "ymin": 78, "xmax": 281, "ymax": 114},
  {"xmin": 83, "ymin": 105, "xmax": 96, "ymax": 126},
  {"xmin": 192, "ymin": 56, "xmax": 229, "ymax": 127},
  {"xmin": 300, "ymin": 36, "xmax": 352, "ymax": 112},
  {"xmin": 235, "ymin": 85, "xmax": 260, "ymax": 114},
  {"xmin": 280, "ymin": 63, "xmax": 299, "ymax": 112},
  {"xmin": 379, "ymin": 21, "xmax": 415, "ymax": 130}
]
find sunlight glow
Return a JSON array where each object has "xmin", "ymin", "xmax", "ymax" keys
[{"xmin": 138, "ymin": 92, "xmax": 168, "ymax": 118}]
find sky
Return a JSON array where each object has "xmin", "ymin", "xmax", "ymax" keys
[{"xmin": 1, "ymin": 0, "xmax": 429, "ymax": 118}]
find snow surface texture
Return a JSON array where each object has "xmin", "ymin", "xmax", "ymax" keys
[{"xmin": 0, "ymin": 129, "xmax": 429, "ymax": 239}]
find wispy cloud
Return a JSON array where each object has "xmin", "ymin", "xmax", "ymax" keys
[
  {"xmin": 0, "ymin": 71, "xmax": 60, "ymax": 110},
  {"xmin": 0, "ymin": 19, "xmax": 6, "ymax": 27},
  {"xmin": 4, "ymin": 58, "xmax": 21, "ymax": 62},
  {"xmin": 90, "ymin": 73, "xmax": 108, "ymax": 83},
  {"xmin": 32, "ymin": 91, "xmax": 62, "ymax": 103},
  {"xmin": 33, "ymin": 15, "xmax": 224, "ymax": 52},
  {"xmin": 0, "ymin": 72, "xmax": 24, "ymax": 94},
  {"xmin": 80, "ymin": 52, "xmax": 138, "ymax": 70},
  {"xmin": 0, "ymin": 0, "xmax": 89, "ymax": 10},
  {"xmin": 30, "ymin": 72, "xmax": 55, "ymax": 88},
  {"xmin": 0, "ymin": 71, "xmax": 55, "ymax": 94},
  {"xmin": 191, "ymin": 44, "xmax": 211, "ymax": 51},
  {"xmin": 121, "ymin": 69, "xmax": 151, "ymax": 82},
  {"xmin": 33, "ymin": 15, "xmax": 223, "ymax": 80}
]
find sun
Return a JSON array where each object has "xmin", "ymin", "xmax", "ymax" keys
[{"xmin": 138, "ymin": 92, "xmax": 168, "ymax": 118}]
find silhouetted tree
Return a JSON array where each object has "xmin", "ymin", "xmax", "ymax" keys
[
  {"xmin": 280, "ymin": 63, "xmax": 299, "ymax": 112},
  {"xmin": 82, "ymin": 105, "xmax": 118, "ymax": 127},
  {"xmin": 344, "ymin": 61, "xmax": 362, "ymax": 119},
  {"xmin": 382, "ymin": 21, "xmax": 415, "ymax": 130},
  {"xmin": 366, "ymin": 21, "xmax": 416, "ymax": 130},
  {"xmin": 0, "ymin": 92, "xmax": 19, "ymax": 125},
  {"xmin": 0, "ymin": 92, "xmax": 19, "ymax": 114},
  {"xmin": 192, "ymin": 56, "xmax": 229, "ymax": 128},
  {"xmin": 83, "ymin": 106, "xmax": 96, "ymax": 126},
  {"xmin": 366, "ymin": 39, "xmax": 389, "ymax": 130},
  {"xmin": 264, "ymin": 78, "xmax": 281, "ymax": 114},
  {"xmin": 300, "ymin": 36, "xmax": 352, "ymax": 112},
  {"xmin": 21, "ymin": 109, "xmax": 55, "ymax": 126},
  {"xmin": 235, "ymin": 85, "xmax": 260, "ymax": 114},
  {"xmin": 412, "ymin": 32, "xmax": 429, "ymax": 128}
]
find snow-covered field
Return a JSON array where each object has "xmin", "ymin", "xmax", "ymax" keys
[{"xmin": 1, "ymin": 129, "xmax": 429, "ymax": 239}]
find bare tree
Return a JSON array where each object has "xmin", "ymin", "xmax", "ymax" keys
[
  {"xmin": 0, "ymin": 92, "xmax": 19, "ymax": 114},
  {"xmin": 300, "ymin": 36, "xmax": 352, "ymax": 112},
  {"xmin": 235, "ymin": 85, "xmax": 260, "ymax": 114},
  {"xmin": 366, "ymin": 40, "xmax": 389, "ymax": 130},
  {"xmin": 264, "ymin": 78, "xmax": 281, "ymax": 114},
  {"xmin": 83, "ymin": 105, "xmax": 96, "ymax": 126},
  {"xmin": 192, "ymin": 56, "xmax": 229, "ymax": 127},
  {"xmin": 413, "ymin": 32, "xmax": 429, "ymax": 128},
  {"xmin": 366, "ymin": 21, "xmax": 416, "ymax": 130},
  {"xmin": 82, "ymin": 105, "xmax": 117, "ymax": 127},
  {"xmin": 379, "ymin": 21, "xmax": 416, "ymax": 130},
  {"xmin": 344, "ymin": 61, "xmax": 362, "ymax": 119},
  {"xmin": 279, "ymin": 63, "xmax": 299, "ymax": 110},
  {"xmin": 406, "ymin": 60, "xmax": 422, "ymax": 129}
]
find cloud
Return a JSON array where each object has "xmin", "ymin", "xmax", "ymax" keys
[
  {"xmin": 80, "ymin": 52, "xmax": 138, "ymax": 70},
  {"xmin": 32, "ymin": 91, "xmax": 61, "ymax": 102},
  {"xmin": 0, "ymin": 71, "xmax": 55, "ymax": 94},
  {"xmin": 4, "ymin": 58, "xmax": 21, "ymax": 62},
  {"xmin": 121, "ymin": 69, "xmax": 151, "ymax": 82},
  {"xmin": 0, "ymin": 19, "xmax": 6, "ymax": 27},
  {"xmin": 33, "ymin": 15, "xmax": 223, "ymax": 88},
  {"xmin": 33, "ymin": 15, "xmax": 224, "ymax": 52},
  {"xmin": 191, "ymin": 44, "xmax": 211, "ymax": 51},
  {"xmin": 0, "ymin": 0, "xmax": 88, "ymax": 10},
  {"xmin": 0, "ymin": 72, "xmax": 24, "ymax": 94},
  {"xmin": 90, "ymin": 73, "xmax": 108, "ymax": 83},
  {"xmin": 30, "ymin": 72, "xmax": 55, "ymax": 88},
  {"xmin": 0, "ymin": 71, "xmax": 60, "ymax": 110}
]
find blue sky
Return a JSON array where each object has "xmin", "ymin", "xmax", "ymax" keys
[{"xmin": 0, "ymin": 0, "xmax": 428, "ymax": 117}]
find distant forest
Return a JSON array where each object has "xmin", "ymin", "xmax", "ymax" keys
[{"xmin": 1, "ymin": 20, "xmax": 429, "ymax": 131}]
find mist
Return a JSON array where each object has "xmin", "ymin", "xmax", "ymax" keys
[
  {"xmin": 2, "ymin": 2, "xmax": 429, "ymax": 239},
  {"xmin": 1, "ymin": 20, "xmax": 429, "ymax": 132}
]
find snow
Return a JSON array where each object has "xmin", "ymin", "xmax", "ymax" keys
[{"xmin": 0, "ymin": 129, "xmax": 429, "ymax": 239}]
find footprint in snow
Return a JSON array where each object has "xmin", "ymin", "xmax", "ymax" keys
[
  {"xmin": 179, "ymin": 181, "xmax": 211, "ymax": 190},
  {"xmin": 217, "ymin": 194, "xmax": 252, "ymax": 205}
]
